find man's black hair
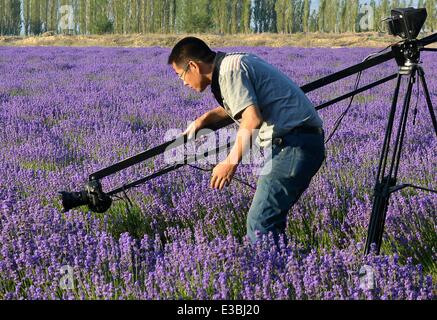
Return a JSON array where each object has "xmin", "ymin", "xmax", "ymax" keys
[{"xmin": 167, "ymin": 37, "xmax": 216, "ymax": 66}]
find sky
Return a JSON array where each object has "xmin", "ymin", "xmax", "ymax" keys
[{"xmin": 311, "ymin": 0, "xmax": 423, "ymax": 12}]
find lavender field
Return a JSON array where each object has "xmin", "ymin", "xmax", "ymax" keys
[{"xmin": 0, "ymin": 46, "xmax": 435, "ymax": 300}]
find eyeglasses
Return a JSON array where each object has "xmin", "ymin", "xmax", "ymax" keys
[{"xmin": 178, "ymin": 63, "xmax": 190, "ymax": 81}]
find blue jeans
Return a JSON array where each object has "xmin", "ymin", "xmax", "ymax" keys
[{"xmin": 246, "ymin": 129, "xmax": 326, "ymax": 244}]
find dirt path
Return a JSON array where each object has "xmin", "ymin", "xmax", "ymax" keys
[{"xmin": 3, "ymin": 32, "xmax": 435, "ymax": 48}]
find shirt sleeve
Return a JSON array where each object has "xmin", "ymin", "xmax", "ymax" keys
[{"xmin": 219, "ymin": 65, "xmax": 258, "ymax": 119}]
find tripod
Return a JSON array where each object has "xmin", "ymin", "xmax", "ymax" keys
[{"xmin": 364, "ymin": 43, "xmax": 437, "ymax": 255}]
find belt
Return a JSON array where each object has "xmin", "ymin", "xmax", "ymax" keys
[{"xmin": 272, "ymin": 126, "xmax": 324, "ymax": 146}]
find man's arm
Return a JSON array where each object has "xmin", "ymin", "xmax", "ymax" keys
[
  {"xmin": 210, "ymin": 104, "xmax": 263, "ymax": 190},
  {"xmin": 196, "ymin": 106, "xmax": 231, "ymax": 129},
  {"xmin": 184, "ymin": 106, "xmax": 231, "ymax": 139},
  {"xmin": 226, "ymin": 104, "xmax": 263, "ymax": 165}
]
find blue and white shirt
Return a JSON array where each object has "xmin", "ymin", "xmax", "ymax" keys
[{"xmin": 217, "ymin": 52, "xmax": 323, "ymax": 147}]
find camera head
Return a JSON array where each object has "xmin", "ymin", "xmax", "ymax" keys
[
  {"xmin": 59, "ymin": 179, "xmax": 112, "ymax": 213},
  {"xmin": 386, "ymin": 7, "xmax": 427, "ymax": 41}
]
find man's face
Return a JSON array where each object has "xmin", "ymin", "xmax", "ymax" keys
[{"xmin": 172, "ymin": 61, "xmax": 209, "ymax": 93}]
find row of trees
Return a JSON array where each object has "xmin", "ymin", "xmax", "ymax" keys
[
  {"xmin": 0, "ymin": 0, "xmax": 21, "ymax": 35},
  {"xmin": 0, "ymin": 0, "xmax": 436, "ymax": 36}
]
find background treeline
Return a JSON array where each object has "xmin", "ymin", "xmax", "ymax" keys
[{"xmin": 0, "ymin": 0, "xmax": 436, "ymax": 36}]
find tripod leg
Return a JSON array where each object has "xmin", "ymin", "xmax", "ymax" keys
[
  {"xmin": 364, "ymin": 69, "xmax": 417, "ymax": 255},
  {"xmin": 391, "ymin": 68, "xmax": 416, "ymax": 180},
  {"xmin": 365, "ymin": 74, "xmax": 402, "ymax": 255},
  {"xmin": 417, "ymin": 67, "xmax": 437, "ymax": 137},
  {"xmin": 373, "ymin": 69, "xmax": 417, "ymax": 253},
  {"xmin": 375, "ymin": 74, "xmax": 402, "ymax": 183}
]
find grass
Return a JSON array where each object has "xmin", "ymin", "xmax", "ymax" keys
[
  {"xmin": 84, "ymin": 199, "xmax": 154, "ymax": 241},
  {"xmin": 8, "ymin": 88, "xmax": 29, "ymax": 97},
  {"xmin": 20, "ymin": 152, "xmax": 86, "ymax": 173},
  {"xmin": 20, "ymin": 160, "xmax": 60, "ymax": 172},
  {"xmin": 122, "ymin": 114, "xmax": 147, "ymax": 132}
]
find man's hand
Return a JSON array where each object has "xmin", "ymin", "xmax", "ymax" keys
[
  {"xmin": 210, "ymin": 161, "xmax": 238, "ymax": 190},
  {"xmin": 210, "ymin": 104, "xmax": 262, "ymax": 191},
  {"xmin": 183, "ymin": 119, "xmax": 200, "ymax": 140}
]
